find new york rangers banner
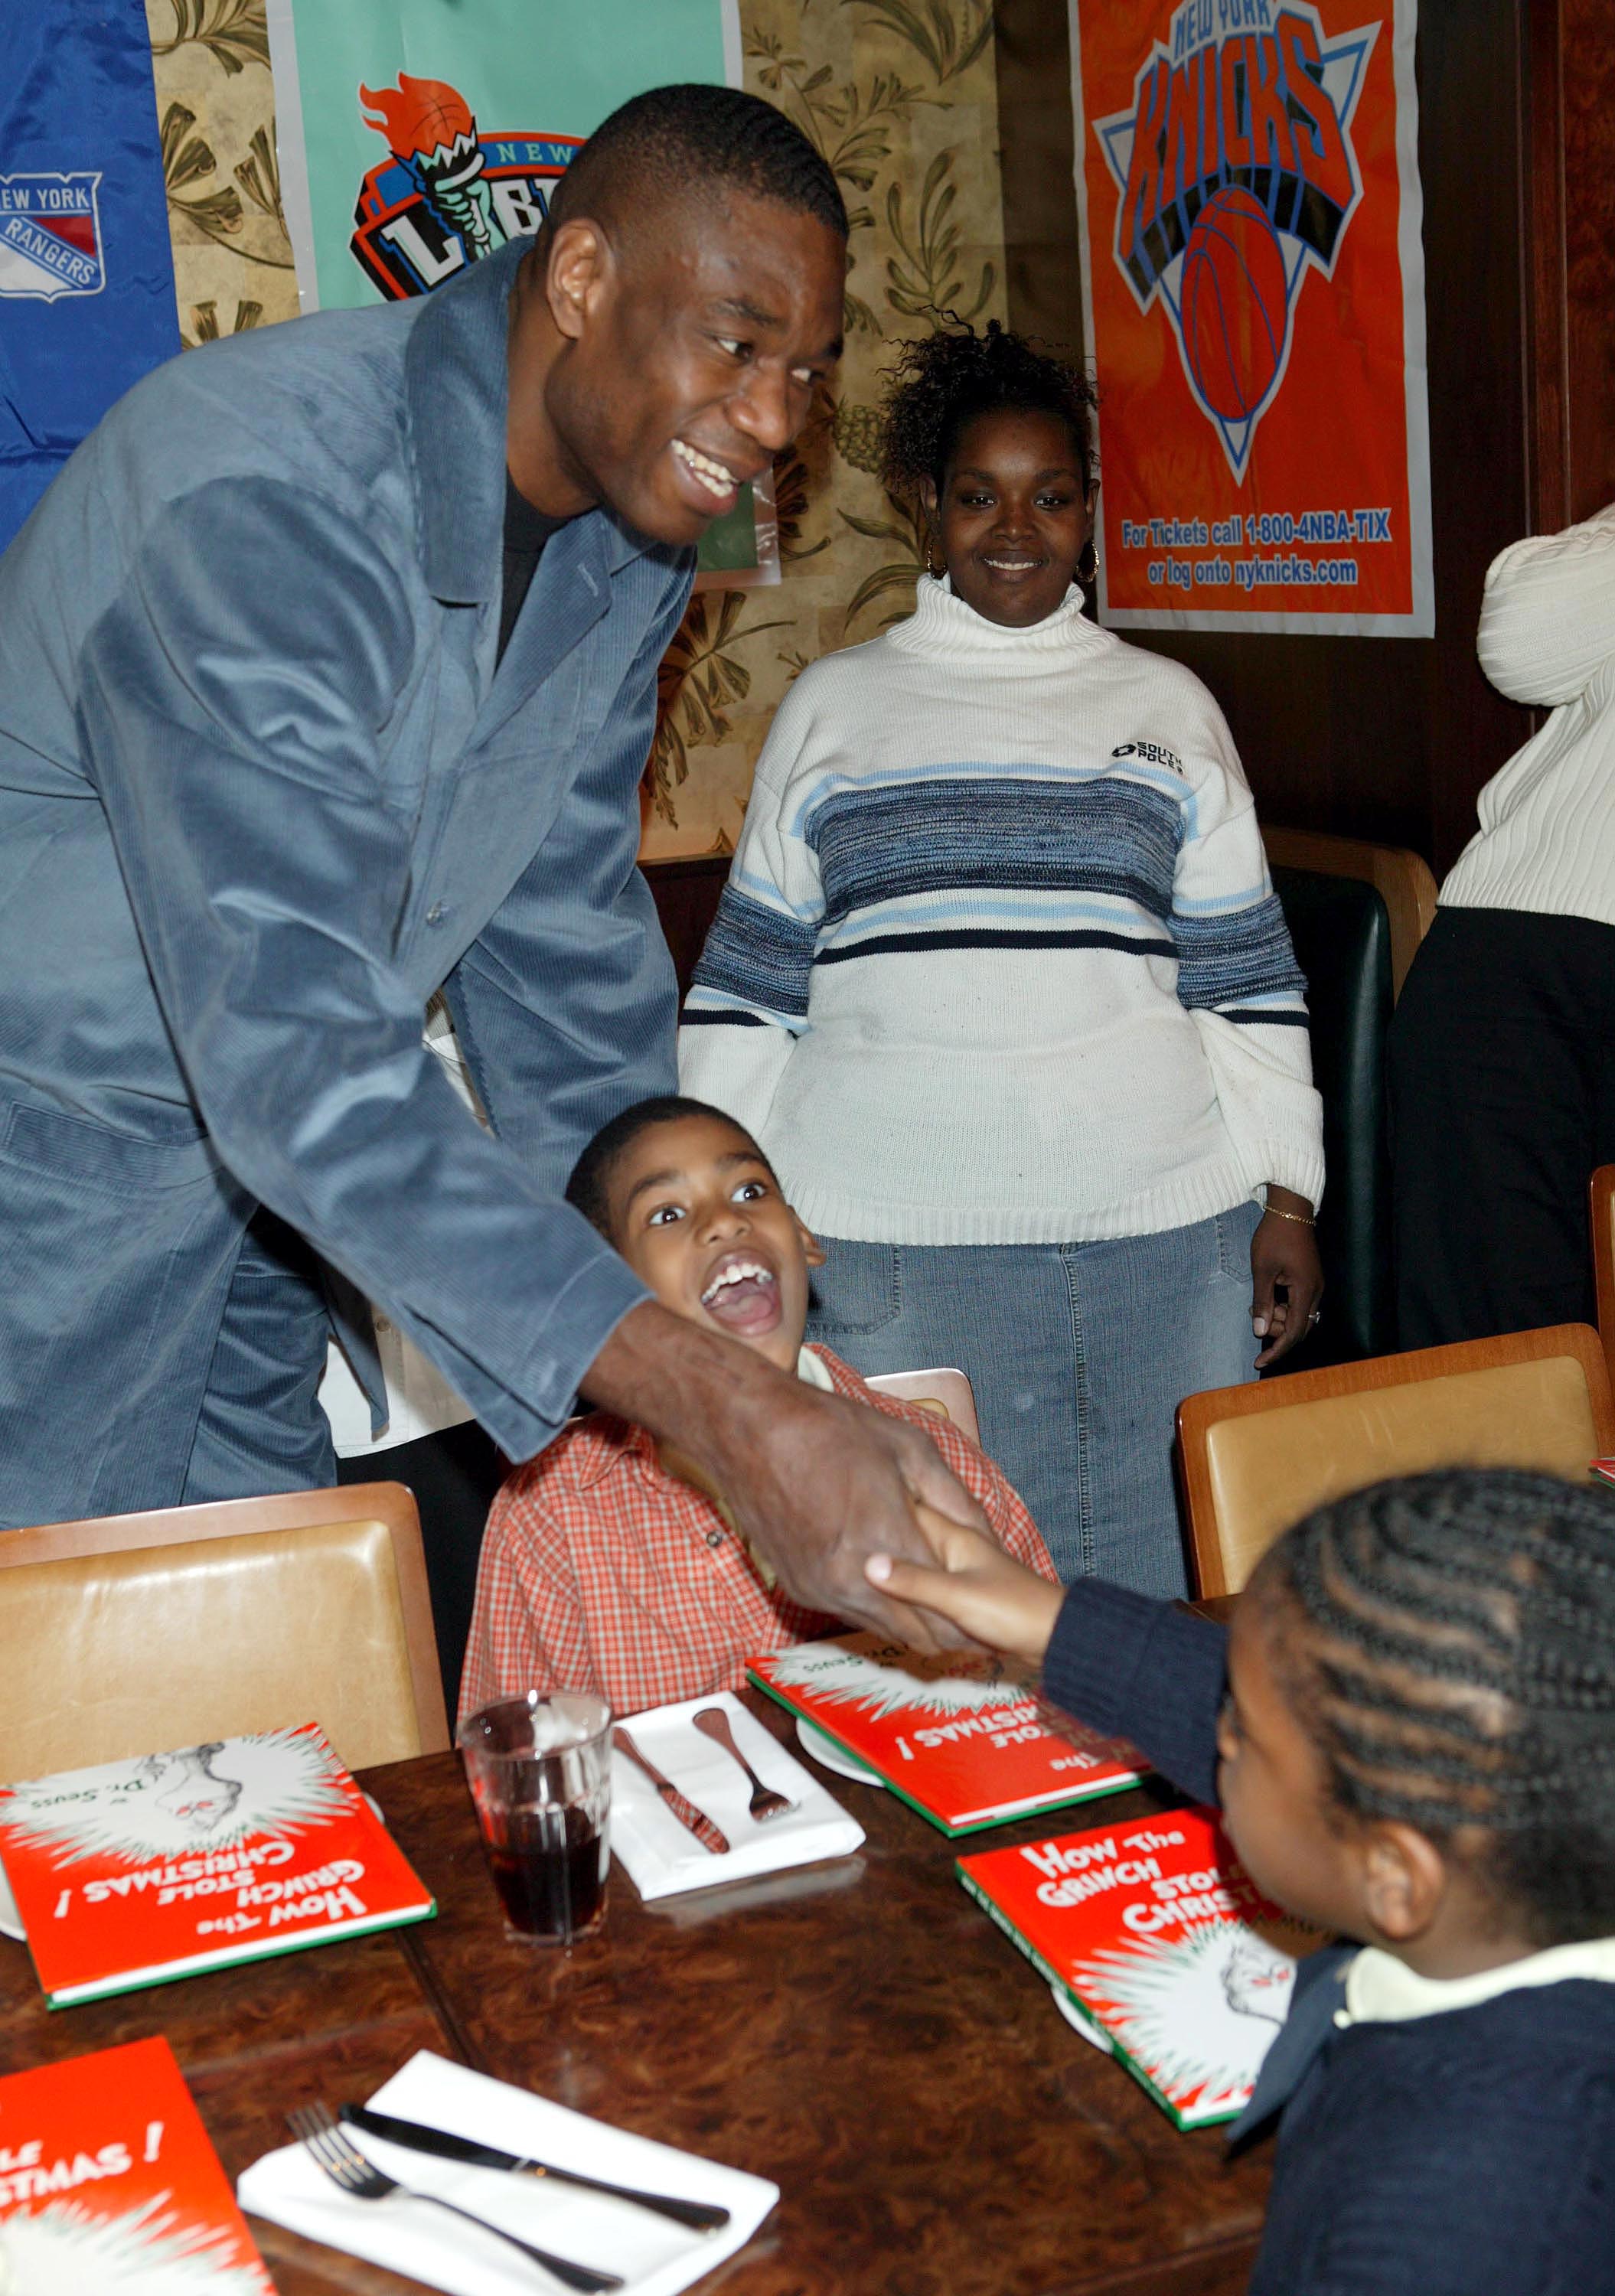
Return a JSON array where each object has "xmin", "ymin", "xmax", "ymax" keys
[
  {"xmin": 0, "ymin": 1, "xmax": 178, "ymax": 551},
  {"xmin": 1069, "ymin": 0, "xmax": 1433, "ymax": 635},
  {"xmin": 263, "ymin": 0, "xmax": 767, "ymax": 583}
]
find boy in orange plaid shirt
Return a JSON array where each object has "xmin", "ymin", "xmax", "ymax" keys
[{"xmin": 460, "ymin": 1096, "xmax": 1055, "ymax": 1722}]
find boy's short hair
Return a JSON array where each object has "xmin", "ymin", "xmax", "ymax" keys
[{"xmin": 564, "ymin": 1095, "xmax": 777, "ymax": 1242}]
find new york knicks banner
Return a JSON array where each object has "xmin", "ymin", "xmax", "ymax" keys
[
  {"xmin": 0, "ymin": 1, "xmax": 178, "ymax": 551},
  {"xmin": 263, "ymin": 0, "xmax": 768, "ymax": 583},
  {"xmin": 1068, "ymin": 0, "xmax": 1433, "ymax": 635}
]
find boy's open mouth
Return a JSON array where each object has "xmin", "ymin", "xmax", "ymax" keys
[{"xmin": 700, "ymin": 1251, "xmax": 782, "ymax": 1338}]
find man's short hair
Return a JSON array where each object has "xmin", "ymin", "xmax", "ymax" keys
[
  {"xmin": 565, "ymin": 1094, "xmax": 778, "ymax": 1242},
  {"xmin": 546, "ymin": 83, "xmax": 847, "ymax": 245}
]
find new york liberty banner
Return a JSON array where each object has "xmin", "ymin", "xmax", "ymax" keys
[
  {"xmin": 263, "ymin": 0, "xmax": 769, "ymax": 583},
  {"xmin": 1069, "ymin": 0, "xmax": 1433, "ymax": 634}
]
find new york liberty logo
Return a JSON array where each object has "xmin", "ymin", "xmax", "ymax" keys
[
  {"xmin": 1094, "ymin": 2, "xmax": 1375, "ymax": 478},
  {"xmin": 351, "ymin": 73, "xmax": 581, "ymax": 299},
  {"xmin": 0, "ymin": 172, "xmax": 104, "ymax": 302}
]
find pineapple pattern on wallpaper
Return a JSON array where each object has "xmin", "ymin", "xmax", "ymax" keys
[{"xmin": 142, "ymin": 0, "xmax": 1009, "ymax": 858}]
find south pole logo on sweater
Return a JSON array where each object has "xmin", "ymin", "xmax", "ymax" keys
[
  {"xmin": 0, "ymin": 172, "xmax": 105, "ymax": 301},
  {"xmin": 1112, "ymin": 741, "xmax": 1185, "ymax": 775},
  {"xmin": 351, "ymin": 72, "xmax": 582, "ymax": 300}
]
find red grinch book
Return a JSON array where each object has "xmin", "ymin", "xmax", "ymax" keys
[
  {"xmin": 747, "ymin": 1634, "xmax": 1144, "ymax": 1835},
  {"xmin": 1594, "ymin": 1459, "xmax": 1615, "ymax": 1488},
  {"xmin": 958, "ymin": 1805, "xmax": 1320, "ymax": 2126},
  {"xmin": 0, "ymin": 2033, "xmax": 273, "ymax": 2291},
  {"xmin": 0, "ymin": 1724, "xmax": 434, "ymax": 2007}
]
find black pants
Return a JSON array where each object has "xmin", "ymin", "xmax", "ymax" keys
[
  {"xmin": 337, "ymin": 1422, "xmax": 504, "ymax": 1721},
  {"xmin": 1389, "ymin": 906, "xmax": 1615, "ymax": 1348}
]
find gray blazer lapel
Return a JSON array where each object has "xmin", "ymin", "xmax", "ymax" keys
[{"xmin": 469, "ymin": 514, "xmax": 613, "ymax": 750}]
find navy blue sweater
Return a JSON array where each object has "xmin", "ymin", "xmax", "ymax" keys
[{"xmin": 1042, "ymin": 1582, "xmax": 1615, "ymax": 2295}]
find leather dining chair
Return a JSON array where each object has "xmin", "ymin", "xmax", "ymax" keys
[
  {"xmin": 0, "ymin": 1482, "xmax": 449, "ymax": 1782},
  {"xmin": 866, "ymin": 1368, "xmax": 981, "ymax": 1449},
  {"xmin": 1592, "ymin": 1166, "xmax": 1615, "ymax": 1396},
  {"xmin": 1262, "ymin": 827, "xmax": 1437, "ymax": 1371},
  {"xmin": 1176, "ymin": 1322, "xmax": 1615, "ymax": 1598}
]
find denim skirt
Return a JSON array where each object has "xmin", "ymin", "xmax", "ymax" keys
[{"xmin": 804, "ymin": 1203, "xmax": 1261, "ymax": 1598}]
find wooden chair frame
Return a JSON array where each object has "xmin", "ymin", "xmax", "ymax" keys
[
  {"xmin": 1177, "ymin": 1323, "xmax": 1615, "ymax": 1598},
  {"xmin": 0, "ymin": 1482, "xmax": 450, "ymax": 1755},
  {"xmin": 1261, "ymin": 823, "xmax": 1437, "ymax": 999},
  {"xmin": 1593, "ymin": 1166, "xmax": 1615, "ymax": 1400}
]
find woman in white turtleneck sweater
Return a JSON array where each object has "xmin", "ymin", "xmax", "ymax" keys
[
  {"xmin": 678, "ymin": 326, "xmax": 1323, "ymax": 1596},
  {"xmin": 1391, "ymin": 501, "xmax": 1615, "ymax": 1346}
]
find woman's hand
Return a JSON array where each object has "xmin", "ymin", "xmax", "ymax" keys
[
  {"xmin": 1250, "ymin": 1186, "xmax": 1323, "ymax": 1368},
  {"xmin": 866, "ymin": 1504, "xmax": 1065, "ymax": 1665}
]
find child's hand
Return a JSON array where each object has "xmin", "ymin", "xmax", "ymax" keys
[{"xmin": 865, "ymin": 1504, "xmax": 1065, "ymax": 1667}]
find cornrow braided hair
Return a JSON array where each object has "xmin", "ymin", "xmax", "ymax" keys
[
  {"xmin": 877, "ymin": 320, "xmax": 1098, "ymax": 504},
  {"xmin": 1255, "ymin": 1467, "xmax": 1615, "ymax": 1946}
]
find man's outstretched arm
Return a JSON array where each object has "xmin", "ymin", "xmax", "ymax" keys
[{"xmin": 586, "ymin": 1301, "xmax": 985, "ymax": 1649}]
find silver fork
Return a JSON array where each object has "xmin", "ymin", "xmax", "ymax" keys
[
  {"xmin": 286, "ymin": 2103, "xmax": 624, "ymax": 2292},
  {"xmin": 692, "ymin": 1707, "xmax": 795, "ymax": 1821}
]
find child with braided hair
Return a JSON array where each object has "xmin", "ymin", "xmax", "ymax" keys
[{"xmin": 867, "ymin": 1466, "xmax": 1615, "ymax": 2293}]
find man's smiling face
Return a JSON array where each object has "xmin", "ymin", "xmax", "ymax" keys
[
  {"xmin": 603, "ymin": 1112, "xmax": 825, "ymax": 1375},
  {"xmin": 535, "ymin": 188, "xmax": 845, "ymax": 547}
]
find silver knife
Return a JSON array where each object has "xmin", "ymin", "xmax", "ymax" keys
[
  {"xmin": 339, "ymin": 2104, "xmax": 730, "ymax": 2231},
  {"xmin": 612, "ymin": 1726, "xmax": 730, "ymax": 1855}
]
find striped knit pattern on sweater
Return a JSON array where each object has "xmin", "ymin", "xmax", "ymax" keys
[
  {"xmin": 1440, "ymin": 497, "xmax": 1615, "ymax": 926},
  {"xmin": 678, "ymin": 578, "xmax": 1324, "ymax": 1247}
]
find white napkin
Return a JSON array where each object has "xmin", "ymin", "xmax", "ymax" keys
[
  {"xmin": 612, "ymin": 1691, "xmax": 863, "ymax": 1902},
  {"xmin": 238, "ymin": 2050, "xmax": 777, "ymax": 2296}
]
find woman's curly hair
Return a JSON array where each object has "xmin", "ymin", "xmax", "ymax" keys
[{"xmin": 878, "ymin": 320, "xmax": 1098, "ymax": 503}]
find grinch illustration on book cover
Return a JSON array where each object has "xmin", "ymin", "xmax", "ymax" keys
[{"xmin": 0, "ymin": 1727, "xmax": 353, "ymax": 1870}]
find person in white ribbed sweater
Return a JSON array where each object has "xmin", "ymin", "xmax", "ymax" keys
[
  {"xmin": 1391, "ymin": 501, "xmax": 1615, "ymax": 1345},
  {"xmin": 680, "ymin": 325, "xmax": 1323, "ymax": 1594}
]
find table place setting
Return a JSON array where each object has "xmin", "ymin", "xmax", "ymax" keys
[
  {"xmin": 237, "ymin": 2050, "xmax": 778, "ymax": 2296},
  {"xmin": 609, "ymin": 1691, "xmax": 864, "ymax": 1902}
]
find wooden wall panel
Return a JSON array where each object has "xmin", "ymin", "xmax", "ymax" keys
[
  {"xmin": 1563, "ymin": 0, "xmax": 1615, "ymax": 522},
  {"xmin": 993, "ymin": 0, "xmax": 1554, "ymax": 876}
]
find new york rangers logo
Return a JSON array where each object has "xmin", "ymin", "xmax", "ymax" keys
[
  {"xmin": 0, "ymin": 172, "xmax": 104, "ymax": 302},
  {"xmin": 351, "ymin": 72, "xmax": 580, "ymax": 299},
  {"xmin": 1094, "ymin": 2, "xmax": 1375, "ymax": 478}
]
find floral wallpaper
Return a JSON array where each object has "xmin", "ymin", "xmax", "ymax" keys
[{"xmin": 142, "ymin": 0, "xmax": 1007, "ymax": 860}]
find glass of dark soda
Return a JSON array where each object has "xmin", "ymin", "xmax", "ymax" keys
[{"xmin": 458, "ymin": 1692, "xmax": 612, "ymax": 1945}]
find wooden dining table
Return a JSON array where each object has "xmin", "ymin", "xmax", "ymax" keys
[{"xmin": 0, "ymin": 1674, "xmax": 1269, "ymax": 2296}]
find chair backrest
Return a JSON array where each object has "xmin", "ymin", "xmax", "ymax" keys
[
  {"xmin": 0, "ymin": 1483, "xmax": 449, "ymax": 1780},
  {"xmin": 1593, "ymin": 1166, "xmax": 1615, "ymax": 1397},
  {"xmin": 1261, "ymin": 825, "xmax": 1437, "ymax": 999},
  {"xmin": 865, "ymin": 1368, "xmax": 982, "ymax": 1449},
  {"xmin": 1268, "ymin": 861, "xmax": 1395, "ymax": 1365},
  {"xmin": 1177, "ymin": 1323, "xmax": 1615, "ymax": 1597}
]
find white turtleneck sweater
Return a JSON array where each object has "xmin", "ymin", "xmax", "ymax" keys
[
  {"xmin": 1440, "ymin": 499, "xmax": 1615, "ymax": 925},
  {"xmin": 678, "ymin": 579, "xmax": 1323, "ymax": 1247}
]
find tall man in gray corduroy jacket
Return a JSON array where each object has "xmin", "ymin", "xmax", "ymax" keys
[{"xmin": 0, "ymin": 85, "xmax": 983, "ymax": 1646}]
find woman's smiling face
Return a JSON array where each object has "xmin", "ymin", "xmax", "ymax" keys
[{"xmin": 925, "ymin": 406, "xmax": 1093, "ymax": 629}]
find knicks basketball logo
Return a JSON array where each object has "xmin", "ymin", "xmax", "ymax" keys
[
  {"xmin": 1093, "ymin": 2, "xmax": 1375, "ymax": 478},
  {"xmin": 0, "ymin": 172, "xmax": 104, "ymax": 302},
  {"xmin": 351, "ymin": 72, "xmax": 582, "ymax": 298}
]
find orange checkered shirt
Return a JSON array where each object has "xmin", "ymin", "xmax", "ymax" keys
[{"xmin": 458, "ymin": 1345, "xmax": 1056, "ymax": 1724}]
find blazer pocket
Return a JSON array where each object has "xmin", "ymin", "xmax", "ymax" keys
[{"xmin": 0, "ymin": 1100, "xmax": 214, "ymax": 1194}]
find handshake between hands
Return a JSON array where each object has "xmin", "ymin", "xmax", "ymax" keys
[{"xmin": 865, "ymin": 1507, "xmax": 1066, "ymax": 1670}]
